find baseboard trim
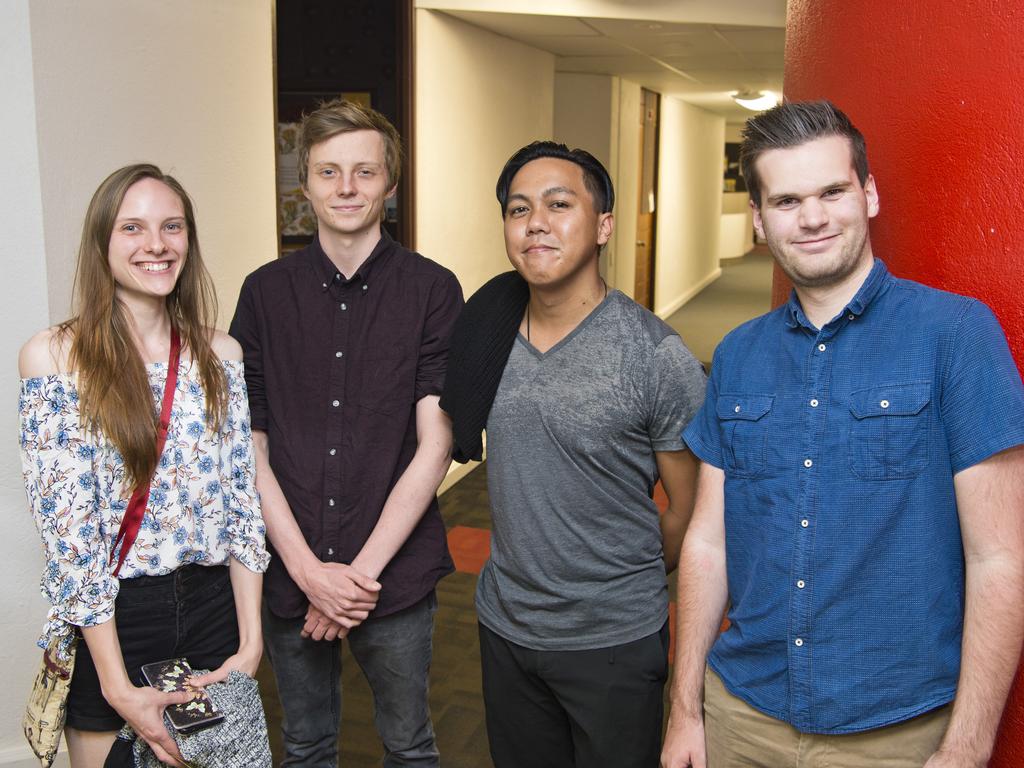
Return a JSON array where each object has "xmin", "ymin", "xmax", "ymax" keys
[{"xmin": 655, "ymin": 267, "xmax": 722, "ymax": 320}]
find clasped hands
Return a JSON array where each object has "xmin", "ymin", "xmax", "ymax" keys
[{"xmin": 300, "ymin": 561, "xmax": 381, "ymax": 641}]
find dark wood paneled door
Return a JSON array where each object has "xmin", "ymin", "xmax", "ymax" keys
[{"xmin": 634, "ymin": 88, "xmax": 660, "ymax": 310}]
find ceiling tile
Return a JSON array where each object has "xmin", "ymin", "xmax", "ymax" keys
[
  {"xmin": 557, "ymin": 54, "xmax": 670, "ymax": 75},
  {"xmin": 684, "ymin": 69, "xmax": 782, "ymax": 88},
  {"xmin": 662, "ymin": 52, "xmax": 757, "ymax": 70},
  {"xmin": 742, "ymin": 52, "xmax": 786, "ymax": 69},
  {"xmin": 515, "ymin": 34, "xmax": 633, "ymax": 57},
  {"xmin": 715, "ymin": 25, "xmax": 786, "ymax": 53},
  {"xmin": 583, "ymin": 17, "xmax": 713, "ymax": 38},
  {"xmin": 444, "ymin": 10, "xmax": 599, "ymax": 37}
]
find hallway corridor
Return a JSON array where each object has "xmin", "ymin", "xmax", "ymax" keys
[
  {"xmin": 665, "ymin": 244, "xmax": 775, "ymax": 367},
  {"xmin": 255, "ymin": 246, "xmax": 775, "ymax": 765}
]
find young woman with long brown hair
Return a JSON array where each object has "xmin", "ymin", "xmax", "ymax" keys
[{"xmin": 19, "ymin": 164, "xmax": 269, "ymax": 767}]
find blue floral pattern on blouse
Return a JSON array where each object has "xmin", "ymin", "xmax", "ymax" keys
[{"xmin": 19, "ymin": 360, "xmax": 269, "ymax": 660}]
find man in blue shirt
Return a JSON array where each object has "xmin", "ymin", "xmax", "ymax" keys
[{"xmin": 661, "ymin": 101, "xmax": 1024, "ymax": 768}]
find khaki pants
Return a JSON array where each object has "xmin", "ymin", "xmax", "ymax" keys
[{"xmin": 703, "ymin": 668, "xmax": 951, "ymax": 768}]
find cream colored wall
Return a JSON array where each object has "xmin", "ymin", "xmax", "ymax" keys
[
  {"xmin": 547, "ymin": 73, "xmax": 730, "ymax": 311},
  {"xmin": 721, "ymin": 191, "xmax": 751, "ymax": 214},
  {"xmin": 1, "ymin": 2, "xmax": 276, "ymax": 763},
  {"xmin": 720, "ymin": 191, "xmax": 754, "ymax": 259},
  {"xmin": 725, "ymin": 122, "xmax": 746, "ymax": 142},
  {"xmin": 29, "ymin": 0, "xmax": 278, "ymax": 329},
  {"xmin": 414, "ymin": 9, "xmax": 555, "ymax": 296},
  {"xmin": 554, "ymin": 73, "xmax": 615, "ymax": 169},
  {"xmin": 553, "ymin": 73, "xmax": 619, "ymax": 283},
  {"xmin": 612, "ymin": 79, "xmax": 642, "ymax": 298},
  {"xmin": 0, "ymin": 4, "xmax": 62, "ymax": 765},
  {"xmin": 654, "ymin": 97, "xmax": 725, "ymax": 317},
  {"xmin": 722, "ymin": 126, "xmax": 753, "ymax": 259}
]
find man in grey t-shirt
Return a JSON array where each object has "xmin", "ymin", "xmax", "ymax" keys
[{"xmin": 444, "ymin": 141, "xmax": 706, "ymax": 768}]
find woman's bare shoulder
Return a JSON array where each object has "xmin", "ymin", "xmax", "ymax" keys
[
  {"xmin": 208, "ymin": 329, "xmax": 243, "ymax": 362},
  {"xmin": 19, "ymin": 327, "xmax": 73, "ymax": 378}
]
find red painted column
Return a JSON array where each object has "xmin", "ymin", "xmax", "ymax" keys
[{"xmin": 780, "ymin": 1, "xmax": 1024, "ymax": 763}]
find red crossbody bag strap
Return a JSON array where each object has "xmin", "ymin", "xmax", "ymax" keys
[{"xmin": 109, "ymin": 328, "xmax": 181, "ymax": 577}]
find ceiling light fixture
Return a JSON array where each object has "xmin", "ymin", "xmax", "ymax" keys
[{"xmin": 732, "ymin": 90, "xmax": 779, "ymax": 111}]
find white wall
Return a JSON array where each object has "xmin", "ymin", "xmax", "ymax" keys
[
  {"xmin": 654, "ymin": 97, "xmax": 725, "ymax": 317},
  {"xmin": 553, "ymin": 75, "xmax": 728, "ymax": 310},
  {"xmin": 722, "ymin": 124, "xmax": 754, "ymax": 259},
  {"xmin": 0, "ymin": 2, "xmax": 61, "ymax": 765},
  {"xmin": 720, "ymin": 191, "xmax": 754, "ymax": 259},
  {"xmin": 553, "ymin": 72, "xmax": 619, "ymax": 284},
  {"xmin": 612, "ymin": 80, "xmax": 642, "ymax": 298},
  {"xmin": 1, "ymin": 2, "xmax": 276, "ymax": 763},
  {"xmin": 552, "ymin": 74, "xmax": 651, "ymax": 298},
  {"xmin": 414, "ymin": 9, "xmax": 555, "ymax": 296},
  {"xmin": 725, "ymin": 122, "xmax": 747, "ymax": 143},
  {"xmin": 29, "ymin": 0, "xmax": 278, "ymax": 329},
  {"xmin": 554, "ymin": 73, "xmax": 615, "ymax": 171}
]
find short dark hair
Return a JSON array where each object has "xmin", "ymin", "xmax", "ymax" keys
[
  {"xmin": 740, "ymin": 100, "xmax": 870, "ymax": 207},
  {"xmin": 496, "ymin": 141, "xmax": 614, "ymax": 215}
]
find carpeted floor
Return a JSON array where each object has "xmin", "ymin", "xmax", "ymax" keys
[
  {"xmin": 255, "ymin": 246, "xmax": 774, "ymax": 765},
  {"xmin": 665, "ymin": 244, "xmax": 775, "ymax": 367}
]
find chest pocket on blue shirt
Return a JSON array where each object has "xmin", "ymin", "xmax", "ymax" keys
[
  {"xmin": 848, "ymin": 382, "xmax": 931, "ymax": 480},
  {"xmin": 717, "ymin": 394, "xmax": 774, "ymax": 478}
]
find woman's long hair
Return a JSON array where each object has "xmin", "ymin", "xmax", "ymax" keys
[{"xmin": 58, "ymin": 164, "xmax": 228, "ymax": 491}]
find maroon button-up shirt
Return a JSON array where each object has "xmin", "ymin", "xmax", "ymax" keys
[{"xmin": 229, "ymin": 233, "xmax": 463, "ymax": 619}]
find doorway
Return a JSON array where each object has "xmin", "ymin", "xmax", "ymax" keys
[{"xmin": 633, "ymin": 88, "xmax": 660, "ymax": 310}]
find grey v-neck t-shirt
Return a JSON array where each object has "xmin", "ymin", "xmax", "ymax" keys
[{"xmin": 477, "ymin": 290, "xmax": 707, "ymax": 651}]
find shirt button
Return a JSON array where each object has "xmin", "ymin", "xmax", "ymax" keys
[
  {"xmin": 328, "ymin": 498, "xmax": 335, "ymax": 507},
  {"xmin": 880, "ymin": 399, "xmax": 890, "ymax": 409},
  {"xmin": 794, "ymin": 638, "xmax": 804, "ymax": 647},
  {"xmin": 362, "ymin": 284, "xmax": 368, "ymax": 291},
  {"xmin": 801, "ymin": 519, "xmax": 809, "ymax": 528},
  {"xmin": 340, "ymin": 303, "xmax": 347, "ymax": 310},
  {"xmin": 335, "ymin": 351, "xmax": 343, "ymax": 358},
  {"xmin": 327, "ymin": 547, "xmax": 334, "ymax": 555},
  {"xmin": 734, "ymin": 405, "xmax": 741, "ymax": 413},
  {"xmin": 817, "ymin": 343, "xmax": 826, "ymax": 352},
  {"xmin": 810, "ymin": 398, "xmax": 819, "ymax": 408},
  {"xmin": 332, "ymin": 399, "xmax": 340, "ymax": 407},
  {"xmin": 848, "ymin": 314, "xmax": 855, "ymax": 320},
  {"xmin": 803, "ymin": 458, "xmax": 813, "ymax": 468},
  {"xmin": 797, "ymin": 579, "xmax": 806, "ymax": 589},
  {"xmin": 329, "ymin": 448, "xmax": 336, "ymax": 456}
]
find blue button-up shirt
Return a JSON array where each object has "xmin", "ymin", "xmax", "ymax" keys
[{"xmin": 683, "ymin": 259, "xmax": 1024, "ymax": 734}]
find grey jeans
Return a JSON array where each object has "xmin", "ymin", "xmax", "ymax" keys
[{"xmin": 263, "ymin": 592, "xmax": 440, "ymax": 767}]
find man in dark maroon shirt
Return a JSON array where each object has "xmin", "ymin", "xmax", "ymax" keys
[{"xmin": 230, "ymin": 98, "xmax": 462, "ymax": 767}]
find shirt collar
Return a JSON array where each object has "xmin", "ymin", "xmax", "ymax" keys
[
  {"xmin": 312, "ymin": 229, "xmax": 394, "ymax": 292},
  {"xmin": 845, "ymin": 258, "xmax": 890, "ymax": 316},
  {"xmin": 785, "ymin": 258, "xmax": 892, "ymax": 329}
]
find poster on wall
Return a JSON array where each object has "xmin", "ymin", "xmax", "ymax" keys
[{"xmin": 277, "ymin": 91, "xmax": 374, "ymax": 248}]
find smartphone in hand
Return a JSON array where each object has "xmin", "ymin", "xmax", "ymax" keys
[{"xmin": 140, "ymin": 658, "xmax": 225, "ymax": 734}]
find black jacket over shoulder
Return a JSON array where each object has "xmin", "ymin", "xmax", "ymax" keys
[{"xmin": 440, "ymin": 271, "xmax": 529, "ymax": 464}]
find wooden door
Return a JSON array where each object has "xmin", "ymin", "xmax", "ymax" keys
[{"xmin": 634, "ymin": 89, "xmax": 660, "ymax": 310}]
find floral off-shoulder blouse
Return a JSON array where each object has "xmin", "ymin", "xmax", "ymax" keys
[{"xmin": 19, "ymin": 359, "xmax": 270, "ymax": 660}]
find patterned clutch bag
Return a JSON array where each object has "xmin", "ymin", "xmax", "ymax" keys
[{"xmin": 108, "ymin": 670, "xmax": 271, "ymax": 768}]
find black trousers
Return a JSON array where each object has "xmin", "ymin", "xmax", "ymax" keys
[{"xmin": 479, "ymin": 621, "xmax": 669, "ymax": 768}]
